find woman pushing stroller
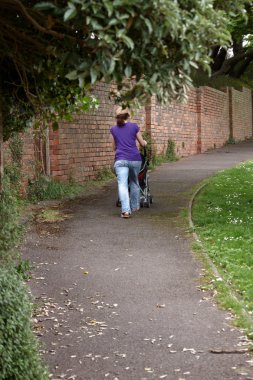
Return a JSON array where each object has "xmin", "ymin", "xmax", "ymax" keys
[{"xmin": 110, "ymin": 107, "xmax": 147, "ymax": 219}]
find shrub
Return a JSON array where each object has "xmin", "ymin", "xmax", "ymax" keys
[
  {"xmin": 0, "ymin": 267, "xmax": 48, "ymax": 379},
  {"xmin": 0, "ymin": 177, "xmax": 22, "ymax": 264}
]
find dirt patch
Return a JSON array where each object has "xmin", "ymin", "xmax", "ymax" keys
[{"xmin": 34, "ymin": 206, "xmax": 73, "ymax": 237}]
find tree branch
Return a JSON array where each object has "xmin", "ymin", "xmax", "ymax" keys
[
  {"xmin": 211, "ymin": 47, "xmax": 227, "ymax": 72},
  {"xmin": 0, "ymin": 20, "xmax": 46, "ymax": 54},
  {"xmin": 2, "ymin": 0, "xmax": 66, "ymax": 40},
  {"xmin": 212, "ymin": 48, "xmax": 253, "ymax": 77}
]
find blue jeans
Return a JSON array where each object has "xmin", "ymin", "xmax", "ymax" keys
[{"xmin": 114, "ymin": 160, "xmax": 142, "ymax": 213}]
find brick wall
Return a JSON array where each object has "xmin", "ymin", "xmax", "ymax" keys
[
  {"xmin": 149, "ymin": 86, "xmax": 253, "ymax": 159},
  {"xmin": 3, "ymin": 85, "xmax": 253, "ymax": 185},
  {"xmin": 50, "ymin": 82, "xmax": 146, "ymax": 181},
  {"xmin": 231, "ymin": 88, "xmax": 253, "ymax": 141},
  {"xmin": 149, "ymin": 89, "xmax": 198, "ymax": 157},
  {"xmin": 3, "ymin": 128, "xmax": 36, "ymax": 184},
  {"xmin": 199, "ymin": 87, "xmax": 230, "ymax": 152}
]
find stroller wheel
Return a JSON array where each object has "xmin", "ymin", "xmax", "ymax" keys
[
  {"xmin": 150, "ymin": 196, "xmax": 153, "ymax": 204},
  {"xmin": 144, "ymin": 196, "xmax": 151, "ymax": 208},
  {"xmin": 116, "ymin": 199, "xmax": 121, "ymax": 207}
]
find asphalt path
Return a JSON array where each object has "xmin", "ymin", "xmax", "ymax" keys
[{"xmin": 22, "ymin": 140, "xmax": 253, "ymax": 380}]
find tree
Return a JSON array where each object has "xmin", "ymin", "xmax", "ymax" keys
[
  {"xmin": 213, "ymin": 3, "xmax": 253, "ymax": 76},
  {"xmin": 0, "ymin": 0, "xmax": 250, "ymax": 188},
  {"xmin": 193, "ymin": 1, "xmax": 253, "ymax": 88}
]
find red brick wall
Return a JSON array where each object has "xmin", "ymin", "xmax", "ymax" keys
[
  {"xmin": 3, "ymin": 85, "xmax": 253, "ymax": 185},
  {"xmin": 232, "ymin": 88, "xmax": 253, "ymax": 141},
  {"xmin": 50, "ymin": 82, "xmax": 146, "ymax": 181},
  {"xmin": 149, "ymin": 89, "xmax": 198, "ymax": 157},
  {"xmin": 199, "ymin": 87, "xmax": 230, "ymax": 152},
  {"xmin": 149, "ymin": 87, "xmax": 253, "ymax": 159},
  {"xmin": 21, "ymin": 130, "xmax": 37, "ymax": 182},
  {"xmin": 3, "ymin": 129, "xmax": 36, "ymax": 185}
]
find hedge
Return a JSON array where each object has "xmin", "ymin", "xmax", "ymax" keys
[{"xmin": 0, "ymin": 266, "xmax": 48, "ymax": 379}]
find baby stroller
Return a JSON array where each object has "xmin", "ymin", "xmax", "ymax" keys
[
  {"xmin": 139, "ymin": 147, "xmax": 153, "ymax": 208},
  {"xmin": 116, "ymin": 147, "xmax": 153, "ymax": 208}
]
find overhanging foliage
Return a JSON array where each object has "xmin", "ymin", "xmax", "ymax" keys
[{"xmin": 0, "ymin": 0, "xmax": 251, "ymax": 142}]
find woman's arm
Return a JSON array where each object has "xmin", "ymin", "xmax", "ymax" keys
[
  {"xmin": 136, "ymin": 131, "xmax": 147, "ymax": 147},
  {"xmin": 110, "ymin": 134, "xmax": 116, "ymax": 151}
]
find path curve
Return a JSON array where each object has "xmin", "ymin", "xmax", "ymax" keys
[{"xmin": 22, "ymin": 140, "xmax": 253, "ymax": 380}]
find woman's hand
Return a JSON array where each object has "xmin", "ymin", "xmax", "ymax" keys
[{"xmin": 137, "ymin": 132, "xmax": 147, "ymax": 147}]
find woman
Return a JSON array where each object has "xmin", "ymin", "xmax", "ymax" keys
[{"xmin": 110, "ymin": 107, "xmax": 147, "ymax": 218}]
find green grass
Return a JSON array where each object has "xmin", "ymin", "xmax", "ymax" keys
[
  {"xmin": 36, "ymin": 208, "xmax": 70, "ymax": 223},
  {"xmin": 192, "ymin": 160, "xmax": 253, "ymax": 335}
]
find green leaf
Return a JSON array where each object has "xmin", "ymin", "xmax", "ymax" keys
[
  {"xmin": 108, "ymin": 19, "xmax": 119, "ymax": 27},
  {"xmin": 103, "ymin": 1, "xmax": 114, "ymax": 17},
  {"xmin": 91, "ymin": 19, "xmax": 103, "ymax": 30},
  {"xmin": 124, "ymin": 65, "xmax": 132, "ymax": 77},
  {"xmin": 189, "ymin": 61, "xmax": 199, "ymax": 69},
  {"xmin": 90, "ymin": 67, "xmax": 98, "ymax": 84},
  {"xmin": 143, "ymin": 17, "xmax": 153, "ymax": 34},
  {"xmin": 65, "ymin": 70, "xmax": 78, "ymax": 80},
  {"xmin": 120, "ymin": 35, "xmax": 134, "ymax": 50},
  {"xmin": 34, "ymin": 2, "xmax": 56, "ymax": 11},
  {"xmin": 78, "ymin": 75, "xmax": 85, "ymax": 88},
  {"xmin": 108, "ymin": 60, "xmax": 116, "ymax": 74},
  {"xmin": 64, "ymin": 7, "xmax": 77, "ymax": 22}
]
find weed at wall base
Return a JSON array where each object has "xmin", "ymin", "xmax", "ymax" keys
[
  {"xmin": 226, "ymin": 137, "xmax": 236, "ymax": 145},
  {"xmin": 95, "ymin": 167, "xmax": 115, "ymax": 181},
  {"xmin": 147, "ymin": 137, "xmax": 179, "ymax": 169},
  {"xmin": 27, "ymin": 175, "xmax": 84, "ymax": 202},
  {"xmin": 166, "ymin": 139, "xmax": 179, "ymax": 161}
]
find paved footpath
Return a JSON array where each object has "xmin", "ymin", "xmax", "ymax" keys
[{"xmin": 22, "ymin": 141, "xmax": 253, "ymax": 380}]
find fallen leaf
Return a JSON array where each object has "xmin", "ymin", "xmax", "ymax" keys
[{"xmin": 183, "ymin": 348, "xmax": 197, "ymax": 354}]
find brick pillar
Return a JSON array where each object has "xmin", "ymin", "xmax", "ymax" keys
[
  {"xmin": 145, "ymin": 98, "xmax": 152, "ymax": 135},
  {"xmin": 49, "ymin": 128, "xmax": 60, "ymax": 177},
  {"xmin": 228, "ymin": 88, "xmax": 233, "ymax": 140},
  {"xmin": 196, "ymin": 88, "xmax": 202, "ymax": 154}
]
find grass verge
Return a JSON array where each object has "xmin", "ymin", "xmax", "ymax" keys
[{"xmin": 191, "ymin": 160, "xmax": 253, "ymax": 338}]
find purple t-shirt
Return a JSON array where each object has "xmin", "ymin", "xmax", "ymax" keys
[{"xmin": 110, "ymin": 122, "xmax": 142, "ymax": 161}]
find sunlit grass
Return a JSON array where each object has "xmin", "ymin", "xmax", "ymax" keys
[{"xmin": 192, "ymin": 160, "xmax": 253, "ymax": 332}]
